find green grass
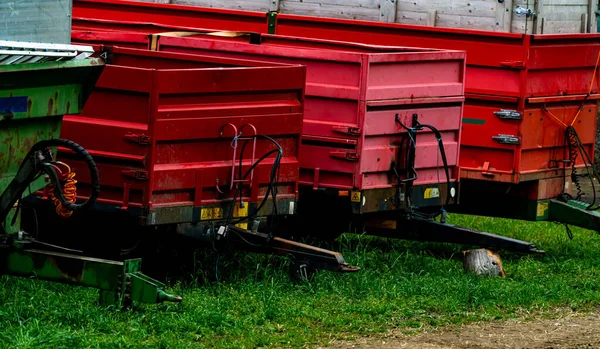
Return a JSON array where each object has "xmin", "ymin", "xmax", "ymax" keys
[{"xmin": 1, "ymin": 214, "xmax": 600, "ymax": 348}]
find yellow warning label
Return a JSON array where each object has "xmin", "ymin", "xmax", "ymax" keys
[
  {"xmin": 424, "ymin": 188, "xmax": 440, "ymax": 199},
  {"xmin": 200, "ymin": 207, "xmax": 224, "ymax": 221},
  {"xmin": 233, "ymin": 203, "xmax": 248, "ymax": 230},
  {"xmin": 351, "ymin": 191, "xmax": 361, "ymax": 203},
  {"xmin": 536, "ymin": 202, "xmax": 549, "ymax": 218}
]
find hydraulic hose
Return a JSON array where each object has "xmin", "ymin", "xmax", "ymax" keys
[{"xmin": 1, "ymin": 139, "xmax": 99, "ymax": 222}]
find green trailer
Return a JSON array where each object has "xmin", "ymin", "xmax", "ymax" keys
[{"xmin": 0, "ymin": 40, "xmax": 181, "ymax": 307}]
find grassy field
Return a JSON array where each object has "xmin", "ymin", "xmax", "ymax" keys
[{"xmin": 1, "ymin": 214, "xmax": 600, "ymax": 348}]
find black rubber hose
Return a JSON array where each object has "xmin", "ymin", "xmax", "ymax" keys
[{"xmin": 35, "ymin": 139, "xmax": 100, "ymax": 212}]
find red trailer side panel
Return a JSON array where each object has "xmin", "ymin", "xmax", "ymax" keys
[
  {"xmin": 57, "ymin": 47, "xmax": 305, "ymax": 225},
  {"xmin": 70, "ymin": 0, "xmax": 600, "ymax": 184}
]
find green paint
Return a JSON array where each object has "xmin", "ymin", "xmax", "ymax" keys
[
  {"xmin": 463, "ymin": 118, "xmax": 486, "ymax": 125},
  {"xmin": 548, "ymin": 199, "xmax": 600, "ymax": 232},
  {"xmin": 0, "ymin": 250, "xmax": 181, "ymax": 306},
  {"xmin": 0, "ymin": 55, "xmax": 182, "ymax": 308},
  {"xmin": 267, "ymin": 11, "xmax": 277, "ymax": 34}
]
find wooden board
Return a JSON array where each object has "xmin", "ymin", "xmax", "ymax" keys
[{"xmin": 141, "ymin": 0, "xmax": 598, "ymax": 34}]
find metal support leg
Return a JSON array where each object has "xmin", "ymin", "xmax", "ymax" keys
[
  {"xmin": 0, "ymin": 248, "xmax": 182, "ymax": 307},
  {"xmin": 179, "ymin": 223, "xmax": 360, "ymax": 273},
  {"xmin": 548, "ymin": 199, "xmax": 600, "ymax": 233},
  {"xmin": 363, "ymin": 217, "xmax": 545, "ymax": 254}
]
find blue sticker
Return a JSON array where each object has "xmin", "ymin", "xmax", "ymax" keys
[{"xmin": 0, "ymin": 96, "xmax": 28, "ymax": 114}]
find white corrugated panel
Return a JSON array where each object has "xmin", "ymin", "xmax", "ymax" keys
[
  {"xmin": 0, "ymin": 0, "xmax": 72, "ymax": 44},
  {"xmin": 0, "ymin": 40, "xmax": 94, "ymax": 65}
]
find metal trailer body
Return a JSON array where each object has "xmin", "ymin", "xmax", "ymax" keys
[
  {"xmin": 67, "ymin": 0, "xmax": 600, "ymax": 235},
  {"xmin": 27, "ymin": 45, "xmax": 359, "ymax": 275},
  {"xmin": 55, "ymin": 45, "xmax": 304, "ymax": 229},
  {"xmin": 70, "ymin": 30, "xmax": 465, "ymax": 216},
  {"xmin": 66, "ymin": 32, "xmax": 546, "ymax": 254},
  {"xmin": 0, "ymin": 41, "xmax": 182, "ymax": 307},
  {"xmin": 70, "ymin": 0, "xmax": 600, "ymax": 183}
]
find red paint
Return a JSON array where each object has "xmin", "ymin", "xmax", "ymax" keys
[
  {"xmin": 58, "ymin": 46, "xmax": 304, "ymax": 218},
  {"xmin": 71, "ymin": 0, "xmax": 600, "ymax": 183},
  {"xmin": 71, "ymin": 30, "xmax": 465, "ymax": 192}
]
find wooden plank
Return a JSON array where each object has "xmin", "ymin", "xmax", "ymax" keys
[
  {"xmin": 543, "ymin": 20, "xmax": 587, "ymax": 33},
  {"xmin": 397, "ymin": 0, "xmax": 497, "ymax": 18},
  {"xmin": 380, "ymin": 0, "xmax": 398, "ymax": 22},
  {"xmin": 279, "ymin": 1, "xmax": 380, "ymax": 21},
  {"xmin": 173, "ymin": 0, "xmax": 271, "ymax": 11}
]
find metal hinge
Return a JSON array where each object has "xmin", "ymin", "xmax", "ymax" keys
[
  {"xmin": 330, "ymin": 151, "xmax": 360, "ymax": 161},
  {"xmin": 513, "ymin": 6, "xmax": 536, "ymax": 17},
  {"xmin": 494, "ymin": 109, "xmax": 522, "ymax": 120},
  {"xmin": 124, "ymin": 132, "xmax": 151, "ymax": 145},
  {"xmin": 332, "ymin": 125, "xmax": 361, "ymax": 136},
  {"xmin": 122, "ymin": 169, "xmax": 149, "ymax": 180},
  {"xmin": 492, "ymin": 134, "xmax": 521, "ymax": 145}
]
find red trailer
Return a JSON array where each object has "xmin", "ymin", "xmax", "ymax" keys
[
  {"xmin": 33, "ymin": 45, "xmax": 358, "ymax": 274},
  {"xmin": 66, "ymin": 32, "xmax": 547, "ymax": 254},
  {"xmin": 71, "ymin": 30, "xmax": 465, "ymax": 215},
  {"xmin": 68, "ymin": 0, "xmax": 600, "ymax": 238}
]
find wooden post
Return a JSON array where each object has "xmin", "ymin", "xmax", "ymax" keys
[
  {"xmin": 426, "ymin": 9, "xmax": 437, "ymax": 27},
  {"xmin": 269, "ymin": 0, "xmax": 280, "ymax": 12},
  {"xmin": 462, "ymin": 249, "xmax": 506, "ymax": 278},
  {"xmin": 588, "ymin": 0, "xmax": 598, "ymax": 33},
  {"xmin": 380, "ymin": 0, "xmax": 397, "ymax": 23},
  {"xmin": 533, "ymin": 0, "xmax": 544, "ymax": 34},
  {"xmin": 495, "ymin": 0, "xmax": 513, "ymax": 32}
]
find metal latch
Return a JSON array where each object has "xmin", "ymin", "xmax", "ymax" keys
[
  {"xmin": 122, "ymin": 169, "xmax": 149, "ymax": 180},
  {"xmin": 513, "ymin": 6, "xmax": 536, "ymax": 17},
  {"xmin": 500, "ymin": 61, "xmax": 526, "ymax": 69},
  {"xmin": 124, "ymin": 132, "xmax": 151, "ymax": 145},
  {"xmin": 332, "ymin": 125, "xmax": 361, "ymax": 136},
  {"xmin": 330, "ymin": 151, "xmax": 359, "ymax": 161},
  {"xmin": 492, "ymin": 134, "xmax": 521, "ymax": 145},
  {"xmin": 494, "ymin": 109, "xmax": 522, "ymax": 120}
]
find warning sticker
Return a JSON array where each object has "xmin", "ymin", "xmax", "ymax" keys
[
  {"xmin": 536, "ymin": 202, "xmax": 549, "ymax": 218},
  {"xmin": 200, "ymin": 207, "xmax": 224, "ymax": 221},
  {"xmin": 351, "ymin": 191, "xmax": 361, "ymax": 203},
  {"xmin": 424, "ymin": 188, "xmax": 440, "ymax": 199},
  {"xmin": 234, "ymin": 203, "xmax": 248, "ymax": 230}
]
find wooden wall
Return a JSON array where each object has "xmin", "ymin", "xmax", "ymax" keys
[{"xmin": 140, "ymin": 0, "xmax": 599, "ymax": 34}]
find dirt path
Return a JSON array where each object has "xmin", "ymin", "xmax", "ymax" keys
[{"xmin": 320, "ymin": 310, "xmax": 600, "ymax": 349}]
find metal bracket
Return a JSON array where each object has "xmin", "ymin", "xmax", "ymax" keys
[
  {"xmin": 500, "ymin": 60, "xmax": 526, "ymax": 69},
  {"xmin": 122, "ymin": 169, "xmax": 149, "ymax": 180},
  {"xmin": 513, "ymin": 6, "xmax": 536, "ymax": 17},
  {"xmin": 124, "ymin": 132, "xmax": 151, "ymax": 145},
  {"xmin": 492, "ymin": 134, "xmax": 521, "ymax": 145},
  {"xmin": 330, "ymin": 151, "xmax": 359, "ymax": 161},
  {"xmin": 332, "ymin": 125, "xmax": 361, "ymax": 136},
  {"xmin": 267, "ymin": 11, "xmax": 278, "ymax": 34},
  {"xmin": 494, "ymin": 109, "xmax": 522, "ymax": 120}
]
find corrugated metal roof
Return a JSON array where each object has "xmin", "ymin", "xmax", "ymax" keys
[{"xmin": 0, "ymin": 40, "xmax": 94, "ymax": 65}]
